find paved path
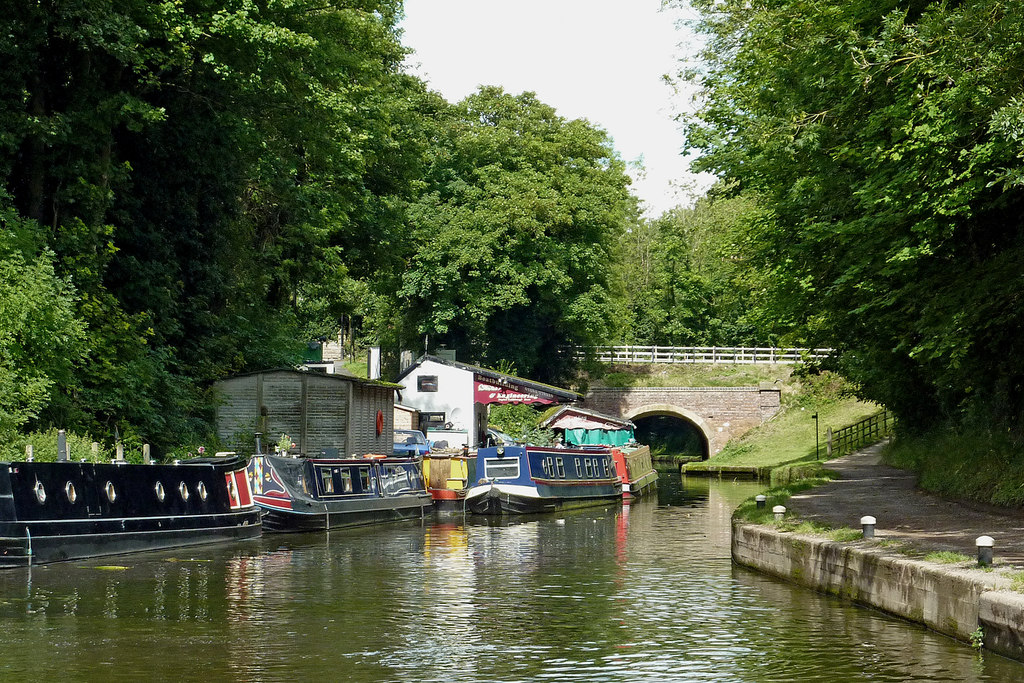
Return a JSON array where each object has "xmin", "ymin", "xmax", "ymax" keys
[{"xmin": 786, "ymin": 441, "xmax": 1024, "ymax": 567}]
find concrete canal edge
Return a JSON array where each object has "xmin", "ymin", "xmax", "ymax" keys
[{"xmin": 732, "ymin": 521, "xmax": 1024, "ymax": 662}]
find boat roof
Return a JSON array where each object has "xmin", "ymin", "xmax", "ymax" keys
[{"xmin": 539, "ymin": 405, "xmax": 635, "ymax": 430}]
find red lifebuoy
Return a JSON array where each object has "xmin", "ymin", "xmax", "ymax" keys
[{"xmin": 375, "ymin": 409, "xmax": 384, "ymax": 436}]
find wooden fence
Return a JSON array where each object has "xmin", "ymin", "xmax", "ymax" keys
[
  {"xmin": 825, "ymin": 410, "xmax": 895, "ymax": 459},
  {"xmin": 577, "ymin": 345, "xmax": 833, "ymax": 365}
]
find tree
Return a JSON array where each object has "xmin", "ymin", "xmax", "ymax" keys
[
  {"xmin": 608, "ymin": 189, "xmax": 783, "ymax": 346},
  {"xmin": 390, "ymin": 87, "xmax": 635, "ymax": 382},
  {"xmin": 0, "ymin": 202, "xmax": 85, "ymax": 440},
  {"xmin": 0, "ymin": 1, "xmax": 420, "ymax": 451},
  {"xmin": 679, "ymin": 0, "xmax": 1024, "ymax": 431}
]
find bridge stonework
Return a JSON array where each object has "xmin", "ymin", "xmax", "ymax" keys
[{"xmin": 581, "ymin": 386, "xmax": 781, "ymax": 457}]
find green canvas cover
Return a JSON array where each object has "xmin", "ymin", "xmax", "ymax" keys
[{"xmin": 565, "ymin": 428, "xmax": 634, "ymax": 447}]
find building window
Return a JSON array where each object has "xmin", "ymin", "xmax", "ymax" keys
[
  {"xmin": 417, "ymin": 375, "xmax": 439, "ymax": 392},
  {"xmin": 420, "ymin": 412, "xmax": 446, "ymax": 430}
]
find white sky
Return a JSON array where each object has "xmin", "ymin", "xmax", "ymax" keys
[{"xmin": 399, "ymin": 0, "xmax": 715, "ymax": 218}]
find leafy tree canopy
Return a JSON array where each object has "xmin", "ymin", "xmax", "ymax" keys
[
  {"xmin": 0, "ymin": 0, "xmax": 418, "ymax": 452},
  {"xmin": 389, "ymin": 87, "xmax": 635, "ymax": 382},
  {"xmin": 679, "ymin": 0, "xmax": 1024, "ymax": 430}
]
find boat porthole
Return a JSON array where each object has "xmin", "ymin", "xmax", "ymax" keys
[
  {"xmin": 34, "ymin": 481, "xmax": 46, "ymax": 504},
  {"xmin": 105, "ymin": 481, "xmax": 117, "ymax": 503},
  {"xmin": 197, "ymin": 481, "xmax": 208, "ymax": 501},
  {"xmin": 178, "ymin": 481, "xmax": 190, "ymax": 501},
  {"xmin": 154, "ymin": 481, "xmax": 166, "ymax": 502},
  {"xmin": 65, "ymin": 481, "xmax": 77, "ymax": 504}
]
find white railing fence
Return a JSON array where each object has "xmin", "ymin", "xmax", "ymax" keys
[{"xmin": 575, "ymin": 345, "xmax": 833, "ymax": 365}]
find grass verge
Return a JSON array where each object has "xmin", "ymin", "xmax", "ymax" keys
[
  {"xmin": 732, "ymin": 476, "xmax": 836, "ymax": 526},
  {"xmin": 686, "ymin": 396, "xmax": 879, "ymax": 472},
  {"xmin": 883, "ymin": 430, "xmax": 1024, "ymax": 507},
  {"xmin": 590, "ymin": 363, "xmax": 795, "ymax": 389}
]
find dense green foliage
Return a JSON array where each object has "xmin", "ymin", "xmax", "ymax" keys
[
  {"xmin": 0, "ymin": 3, "xmax": 641, "ymax": 454},
  {"xmin": 373, "ymin": 87, "xmax": 634, "ymax": 383},
  {"xmin": 679, "ymin": 0, "xmax": 1024, "ymax": 434},
  {"xmin": 487, "ymin": 403, "xmax": 555, "ymax": 446},
  {"xmin": 609, "ymin": 190, "xmax": 783, "ymax": 346},
  {"xmin": 0, "ymin": 1, "xmax": 421, "ymax": 452},
  {"xmin": 0, "ymin": 206, "xmax": 85, "ymax": 436}
]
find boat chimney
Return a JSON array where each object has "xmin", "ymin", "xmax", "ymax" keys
[
  {"xmin": 254, "ymin": 432, "xmax": 263, "ymax": 455},
  {"xmin": 57, "ymin": 429, "xmax": 68, "ymax": 462}
]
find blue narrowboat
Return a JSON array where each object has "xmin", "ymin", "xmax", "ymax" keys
[
  {"xmin": 464, "ymin": 445, "xmax": 621, "ymax": 515},
  {"xmin": 247, "ymin": 453, "xmax": 433, "ymax": 532}
]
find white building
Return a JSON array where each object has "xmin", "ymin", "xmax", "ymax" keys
[{"xmin": 395, "ymin": 355, "xmax": 580, "ymax": 448}]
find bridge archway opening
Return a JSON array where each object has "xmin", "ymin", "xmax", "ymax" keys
[{"xmin": 627, "ymin": 406, "xmax": 711, "ymax": 461}]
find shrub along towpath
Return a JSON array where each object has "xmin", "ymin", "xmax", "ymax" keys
[{"xmin": 785, "ymin": 442, "xmax": 1024, "ymax": 565}]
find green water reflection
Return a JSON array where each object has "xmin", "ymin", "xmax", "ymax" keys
[{"xmin": 0, "ymin": 471, "xmax": 1018, "ymax": 681}]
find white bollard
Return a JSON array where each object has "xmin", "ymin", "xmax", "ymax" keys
[
  {"xmin": 755, "ymin": 495, "xmax": 766, "ymax": 509},
  {"xmin": 773, "ymin": 505, "xmax": 786, "ymax": 522},
  {"xmin": 977, "ymin": 535, "xmax": 994, "ymax": 567},
  {"xmin": 861, "ymin": 515, "xmax": 876, "ymax": 539}
]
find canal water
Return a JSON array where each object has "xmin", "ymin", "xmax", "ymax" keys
[{"xmin": 0, "ymin": 471, "xmax": 1021, "ymax": 682}]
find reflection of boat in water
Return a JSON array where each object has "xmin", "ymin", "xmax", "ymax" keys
[
  {"xmin": 248, "ymin": 453, "xmax": 432, "ymax": 532},
  {"xmin": 0, "ymin": 457, "xmax": 260, "ymax": 567},
  {"xmin": 611, "ymin": 444, "xmax": 658, "ymax": 502},
  {"xmin": 465, "ymin": 445, "xmax": 621, "ymax": 515},
  {"xmin": 422, "ymin": 451, "xmax": 477, "ymax": 513}
]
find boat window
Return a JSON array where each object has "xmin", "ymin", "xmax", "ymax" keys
[
  {"xmin": 320, "ymin": 468, "xmax": 335, "ymax": 494},
  {"xmin": 555, "ymin": 457, "xmax": 565, "ymax": 477},
  {"xmin": 545, "ymin": 456, "xmax": 555, "ymax": 477},
  {"xmin": 603, "ymin": 458, "xmax": 610, "ymax": 477},
  {"xmin": 484, "ymin": 458, "xmax": 520, "ymax": 480},
  {"xmin": 584, "ymin": 459, "xmax": 594, "ymax": 477},
  {"xmin": 573, "ymin": 458, "xmax": 581, "ymax": 478},
  {"xmin": 380, "ymin": 465, "xmax": 413, "ymax": 495},
  {"xmin": 340, "ymin": 469, "xmax": 353, "ymax": 493},
  {"xmin": 358, "ymin": 467, "xmax": 372, "ymax": 493},
  {"xmin": 407, "ymin": 466, "xmax": 425, "ymax": 489}
]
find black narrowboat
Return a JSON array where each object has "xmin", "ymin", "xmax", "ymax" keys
[{"xmin": 0, "ymin": 457, "xmax": 261, "ymax": 567}]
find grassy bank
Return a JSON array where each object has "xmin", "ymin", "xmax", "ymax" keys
[
  {"xmin": 883, "ymin": 430, "xmax": 1024, "ymax": 508},
  {"xmin": 686, "ymin": 367, "xmax": 879, "ymax": 472},
  {"xmin": 589, "ymin": 363, "xmax": 794, "ymax": 389},
  {"xmin": 687, "ymin": 397, "xmax": 880, "ymax": 472}
]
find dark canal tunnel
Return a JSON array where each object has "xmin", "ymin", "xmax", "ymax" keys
[{"xmin": 633, "ymin": 413, "xmax": 710, "ymax": 460}]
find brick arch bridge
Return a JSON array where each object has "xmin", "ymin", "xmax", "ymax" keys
[{"xmin": 581, "ymin": 386, "xmax": 782, "ymax": 457}]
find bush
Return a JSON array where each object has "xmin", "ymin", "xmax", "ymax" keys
[
  {"xmin": 0, "ymin": 428, "xmax": 114, "ymax": 462},
  {"xmin": 883, "ymin": 429, "xmax": 1024, "ymax": 507}
]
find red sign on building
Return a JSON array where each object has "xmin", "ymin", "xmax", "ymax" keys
[{"xmin": 473, "ymin": 378, "xmax": 555, "ymax": 405}]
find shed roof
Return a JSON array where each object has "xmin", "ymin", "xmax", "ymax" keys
[{"xmin": 218, "ymin": 367, "xmax": 403, "ymax": 390}]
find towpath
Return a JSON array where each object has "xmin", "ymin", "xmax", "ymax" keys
[{"xmin": 785, "ymin": 441, "xmax": 1024, "ymax": 566}]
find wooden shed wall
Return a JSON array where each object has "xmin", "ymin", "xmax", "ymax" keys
[
  {"xmin": 349, "ymin": 383, "xmax": 394, "ymax": 456},
  {"xmin": 215, "ymin": 375, "xmax": 260, "ymax": 446},
  {"xmin": 215, "ymin": 371, "xmax": 392, "ymax": 456},
  {"xmin": 304, "ymin": 374, "xmax": 349, "ymax": 456}
]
